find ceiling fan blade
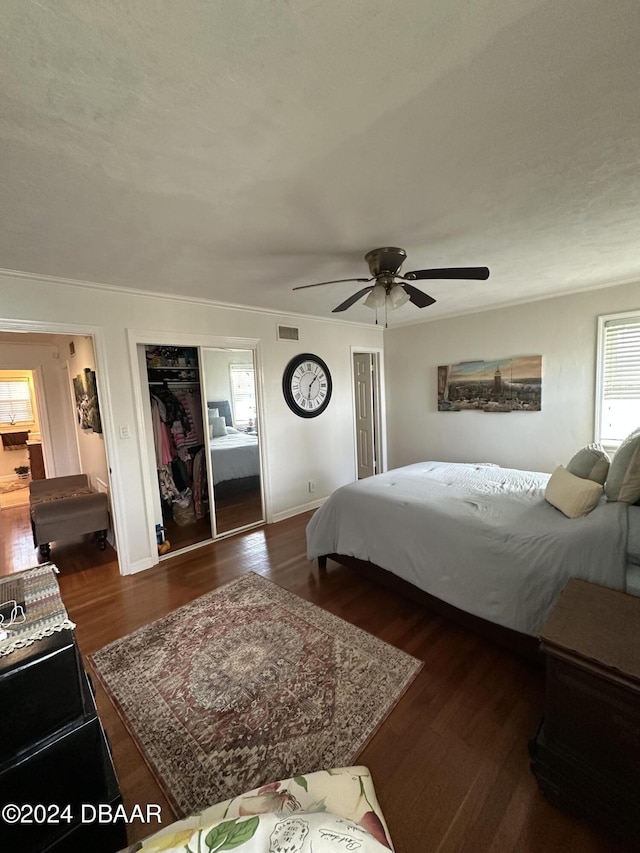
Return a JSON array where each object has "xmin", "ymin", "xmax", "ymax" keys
[
  {"xmin": 402, "ymin": 283, "xmax": 437, "ymax": 308},
  {"xmin": 332, "ymin": 286, "xmax": 374, "ymax": 312},
  {"xmin": 403, "ymin": 266, "xmax": 490, "ymax": 281},
  {"xmin": 293, "ymin": 277, "xmax": 371, "ymax": 291}
]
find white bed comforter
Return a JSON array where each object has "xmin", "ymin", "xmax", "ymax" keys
[
  {"xmin": 306, "ymin": 462, "xmax": 629, "ymax": 635},
  {"xmin": 209, "ymin": 432, "xmax": 260, "ymax": 485}
]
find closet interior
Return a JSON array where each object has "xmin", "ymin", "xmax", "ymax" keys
[{"xmin": 144, "ymin": 345, "xmax": 211, "ymax": 552}]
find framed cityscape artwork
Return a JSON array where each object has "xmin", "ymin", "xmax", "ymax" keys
[{"xmin": 438, "ymin": 356, "xmax": 542, "ymax": 412}]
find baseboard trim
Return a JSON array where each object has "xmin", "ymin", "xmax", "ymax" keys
[
  {"xmin": 271, "ymin": 497, "xmax": 326, "ymax": 523},
  {"xmin": 124, "ymin": 557, "xmax": 156, "ymax": 576}
]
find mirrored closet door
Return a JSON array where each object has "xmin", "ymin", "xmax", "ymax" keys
[{"xmin": 201, "ymin": 348, "xmax": 264, "ymax": 535}]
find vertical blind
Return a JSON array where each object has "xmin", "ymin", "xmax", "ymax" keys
[
  {"xmin": 0, "ymin": 379, "xmax": 34, "ymax": 424},
  {"xmin": 599, "ymin": 316, "xmax": 640, "ymax": 445}
]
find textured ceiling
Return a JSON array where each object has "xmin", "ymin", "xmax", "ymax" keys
[{"xmin": 1, "ymin": 0, "xmax": 639, "ymax": 326}]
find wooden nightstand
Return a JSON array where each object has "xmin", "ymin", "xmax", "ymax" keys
[{"xmin": 530, "ymin": 579, "xmax": 640, "ymax": 845}]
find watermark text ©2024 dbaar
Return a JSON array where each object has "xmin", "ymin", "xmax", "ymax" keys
[{"xmin": 1, "ymin": 802, "xmax": 162, "ymax": 826}]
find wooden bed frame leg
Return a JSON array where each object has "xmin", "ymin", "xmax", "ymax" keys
[{"xmin": 318, "ymin": 555, "xmax": 327, "ymax": 575}]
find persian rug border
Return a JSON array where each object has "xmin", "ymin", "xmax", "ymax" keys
[{"xmin": 89, "ymin": 571, "xmax": 422, "ymax": 818}]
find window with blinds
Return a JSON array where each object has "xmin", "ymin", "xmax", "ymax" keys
[
  {"xmin": 596, "ymin": 313, "xmax": 640, "ymax": 448},
  {"xmin": 229, "ymin": 364, "xmax": 256, "ymax": 428},
  {"xmin": 0, "ymin": 378, "xmax": 35, "ymax": 425}
]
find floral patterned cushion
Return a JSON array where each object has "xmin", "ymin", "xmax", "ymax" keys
[{"xmin": 125, "ymin": 766, "xmax": 393, "ymax": 852}]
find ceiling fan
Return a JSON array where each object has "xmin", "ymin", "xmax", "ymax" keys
[{"xmin": 292, "ymin": 247, "xmax": 490, "ymax": 314}]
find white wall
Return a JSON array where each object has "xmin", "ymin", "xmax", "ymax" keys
[
  {"xmin": 66, "ymin": 334, "xmax": 110, "ymax": 490},
  {"xmin": 384, "ymin": 281, "xmax": 640, "ymax": 473},
  {"xmin": 0, "ymin": 272, "xmax": 383, "ymax": 573},
  {"xmin": 0, "ymin": 337, "xmax": 80, "ymax": 478}
]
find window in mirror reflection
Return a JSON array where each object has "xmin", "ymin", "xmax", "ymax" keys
[{"xmin": 229, "ymin": 364, "xmax": 256, "ymax": 431}]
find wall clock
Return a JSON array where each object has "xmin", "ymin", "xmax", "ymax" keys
[{"xmin": 282, "ymin": 353, "xmax": 332, "ymax": 418}]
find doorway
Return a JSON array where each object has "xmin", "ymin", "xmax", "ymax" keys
[
  {"xmin": 0, "ymin": 327, "xmax": 119, "ymax": 574},
  {"xmin": 352, "ymin": 348, "xmax": 386, "ymax": 479}
]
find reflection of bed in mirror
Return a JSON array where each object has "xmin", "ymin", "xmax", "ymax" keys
[
  {"xmin": 205, "ymin": 376, "xmax": 263, "ymax": 534},
  {"xmin": 209, "ymin": 431, "xmax": 260, "ymax": 487},
  {"xmin": 207, "ymin": 399, "xmax": 260, "ymax": 500}
]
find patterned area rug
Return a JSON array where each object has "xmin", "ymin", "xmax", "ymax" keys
[
  {"xmin": 0, "ymin": 480, "xmax": 29, "ymax": 509},
  {"xmin": 0, "ymin": 479, "xmax": 29, "ymax": 493},
  {"xmin": 90, "ymin": 572, "xmax": 422, "ymax": 818}
]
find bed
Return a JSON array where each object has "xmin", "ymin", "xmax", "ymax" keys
[
  {"xmin": 207, "ymin": 399, "xmax": 261, "ymax": 487},
  {"xmin": 306, "ymin": 462, "xmax": 633, "ymax": 649},
  {"xmin": 209, "ymin": 430, "xmax": 260, "ymax": 486}
]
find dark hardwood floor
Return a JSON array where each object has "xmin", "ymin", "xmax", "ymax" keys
[
  {"xmin": 214, "ymin": 486, "xmax": 263, "ymax": 533},
  {"xmin": 0, "ymin": 505, "xmax": 628, "ymax": 851},
  {"xmin": 161, "ymin": 510, "xmax": 213, "ymax": 553},
  {"xmin": 158, "ymin": 487, "xmax": 263, "ymax": 553}
]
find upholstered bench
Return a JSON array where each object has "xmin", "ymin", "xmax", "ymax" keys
[{"xmin": 29, "ymin": 475, "xmax": 109, "ymax": 559}]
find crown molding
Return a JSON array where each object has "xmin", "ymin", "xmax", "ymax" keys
[
  {"xmin": 386, "ymin": 274, "xmax": 640, "ymax": 330},
  {"xmin": 3, "ymin": 266, "xmax": 636, "ymax": 333},
  {"xmin": 0, "ymin": 267, "xmax": 378, "ymax": 331}
]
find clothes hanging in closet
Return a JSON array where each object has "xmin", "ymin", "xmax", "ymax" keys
[
  {"xmin": 151, "ymin": 398, "xmax": 174, "ymax": 467},
  {"xmin": 170, "ymin": 389, "xmax": 204, "ymax": 450},
  {"xmin": 192, "ymin": 447, "xmax": 207, "ymax": 519},
  {"xmin": 158, "ymin": 464, "xmax": 181, "ymax": 503},
  {"xmin": 149, "ymin": 385, "xmax": 207, "ymax": 510},
  {"xmin": 151, "ymin": 387, "xmax": 191, "ymax": 433}
]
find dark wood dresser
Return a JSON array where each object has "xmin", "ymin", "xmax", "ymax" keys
[
  {"xmin": 0, "ymin": 589, "xmax": 127, "ymax": 851},
  {"xmin": 530, "ymin": 578, "xmax": 640, "ymax": 846},
  {"xmin": 27, "ymin": 441, "xmax": 46, "ymax": 480}
]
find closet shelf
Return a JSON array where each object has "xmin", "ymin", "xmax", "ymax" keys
[{"xmin": 149, "ymin": 380, "xmax": 200, "ymax": 387}]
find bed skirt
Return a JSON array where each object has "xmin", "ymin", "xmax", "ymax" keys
[{"xmin": 318, "ymin": 553, "xmax": 541, "ymax": 663}]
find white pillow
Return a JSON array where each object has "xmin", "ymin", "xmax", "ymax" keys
[
  {"xmin": 225, "ymin": 426, "xmax": 239, "ymax": 434},
  {"xmin": 210, "ymin": 416, "xmax": 227, "ymax": 438},
  {"xmin": 207, "ymin": 407, "xmax": 219, "ymax": 422},
  {"xmin": 545, "ymin": 465, "xmax": 603, "ymax": 518}
]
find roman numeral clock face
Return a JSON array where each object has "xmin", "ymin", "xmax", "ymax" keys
[{"xmin": 283, "ymin": 354, "xmax": 332, "ymax": 418}]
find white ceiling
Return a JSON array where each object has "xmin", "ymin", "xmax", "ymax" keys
[{"xmin": 1, "ymin": 0, "xmax": 639, "ymax": 326}]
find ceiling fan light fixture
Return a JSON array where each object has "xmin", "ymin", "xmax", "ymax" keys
[
  {"xmin": 294, "ymin": 247, "xmax": 490, "ymax": 316},
  {"xmin": 388, "ymin": 284, "xmax": 410, "ymax": 309},
  {"xmin": 364, "ymin": 284, "xmax": 386, "ymax": 309}
]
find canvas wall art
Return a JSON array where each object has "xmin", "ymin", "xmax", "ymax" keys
[
  {"xmin": 438, "ymin": 356, "xmax": 542, "ymax": 412},
  {"xmin": 73, "ymin": 368, "xmax": 103, "ymax": 433}
]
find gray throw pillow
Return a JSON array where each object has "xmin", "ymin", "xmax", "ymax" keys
[
  {"xmin": 566, "ymin": 443, "xmax": 610, "ymax": 485},
  {"xmin": 605, "ymin": 427, "xmax": 640, "ymax": 503}
]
